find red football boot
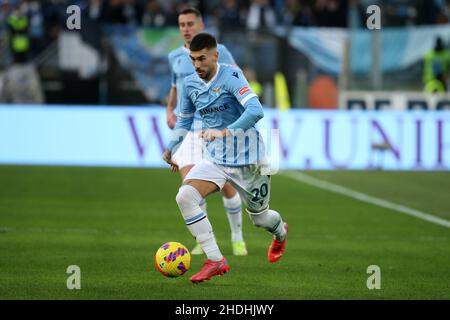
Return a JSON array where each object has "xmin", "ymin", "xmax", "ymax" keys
[
  {"xmin": 267, "ymin": 222, "xmax": 288, "ymax": 263},
  {"xmin": 190, "ymin": 257, "xmax": 229, "ymax": 283}
]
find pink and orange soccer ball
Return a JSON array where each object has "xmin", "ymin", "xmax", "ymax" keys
[{"xmin": 155, "ymin": 242, "xmax": 191, "ymax": 277}]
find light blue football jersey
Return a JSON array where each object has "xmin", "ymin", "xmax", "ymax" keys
[
  {"xmin": 173, "ymin": 63, "xmax": 265, "ymax": 166},
  {"xmin": 168, "ymin": 44, "xmax": 236, "ymax": 124}
]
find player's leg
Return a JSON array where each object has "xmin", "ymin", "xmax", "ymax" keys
[
  {"xmin": 179, "ymin": 165, "xmax": 193, "ymax": 180},
  {"xmin": 225, "ymin": 167, "xmax": 288, "ymax": 263},
  {"xmin": 248, "ymin": 206, "xmax": 288, "ymax": 263},
  {"xmin": 180, "ymin": 166, "xmax": 208, "ymax": 218},
  {"xmin": 175, "ymin": 160, "xmax": 230, "ymax": 282},
  {"xmin": 178, "ymin": 165, "xmax": 207, "ymax": 255},
  {"xmin": 221, "ymin": 183, "xmax": 247, "ymax": 256},
  {"xmin": 172, "ymin": 132, "xmax": 208, "ymax": 255},
  {"xmin": 176, "ymin": 179, "xmax": 224, "ymax": 261},
  {"xmin": 176, "ymin": 179, "xmax": 222, "ymax": 260}
]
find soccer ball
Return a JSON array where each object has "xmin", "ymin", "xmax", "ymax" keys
[{"xmin": 154, "ymin": 242, "xmax": 191, "ymax": 277}]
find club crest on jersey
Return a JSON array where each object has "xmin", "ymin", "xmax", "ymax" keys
[
  {"xmin": 212, "ymin": 87, "xmax": 221, "ymax": 95},
  {"xmin": 239, "ymin": 86, "xmax": 251, "ymax": 96},
  {"xmin": 232, "ymin": 71, "xmax": 239, "ymax": 78}
]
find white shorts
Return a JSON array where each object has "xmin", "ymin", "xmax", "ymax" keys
[
  {"xmin": 185, "ymin": 159, "xmax": 271, "ymax": 213},
  {"xmin": 172, "ymin": 131, "xmax": 204, "ymax": 170}
]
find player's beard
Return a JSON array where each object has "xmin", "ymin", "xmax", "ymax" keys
[{"xmin": 196, "ymin": 68, "xmax": 209, "ymax": 80}]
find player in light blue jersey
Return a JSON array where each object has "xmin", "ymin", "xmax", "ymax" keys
[
  {"xmin": 163, "ymin": 33, "xmax": 288, "ymax": 283},
  {"xmin": 165, "ymin": 8, "xmax": 248, "ymax": 257}
]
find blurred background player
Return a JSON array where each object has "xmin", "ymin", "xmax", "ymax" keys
[
  {"xmin": 423, "ymin": 36, "xmax": 450, "ymax": 93},
  {"xmin": 166, "ymin": 8, "xmax": 248, "ymax": 257},
  {"xmin": 163, "ymin": 33, "xmax": 288, "ymax": 283}
]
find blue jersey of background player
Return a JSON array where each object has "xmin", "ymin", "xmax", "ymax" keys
[
  {"xmin": 166, "ymin": 13, "xmax": 235, "ymax": 130},
  {"xmin": 168, "ymin": 44, "xmax": 235, "ymax": 127}
]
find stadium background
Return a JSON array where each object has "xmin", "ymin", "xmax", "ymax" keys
[{"xmin": 0, "ymin": 0, "xmax": 449, "ymax": 300}]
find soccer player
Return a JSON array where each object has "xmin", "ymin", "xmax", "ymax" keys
[
  {"xmin": 166, "ymin": 8, "xmax": 248, "ymax": 257},
  {"xmin": 163, "ymin": 33, "xmax": 288, "ymax": 283}
]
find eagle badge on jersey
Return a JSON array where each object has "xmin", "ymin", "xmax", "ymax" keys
[{"xmin": 212, "ymin": 87, "xmax": 221, "ymax": 95}]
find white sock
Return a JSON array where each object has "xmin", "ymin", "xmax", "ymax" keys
[
  {"xmin": 195, "ymin": 199, "xmax": 208, "ymax": 248},
  {"xmin": 249, "ymin": 209, "xmax": 286, "ymax": 241},
  {"xmin": 188, "ymin": 218, "xmax": 223, "ymax": 261},
  {"xmin": 176, "ymin": 185, "xmax": 223, "ymax": 261},
  {"xmin": 223, "ymin": 193, "xmax": 244, "ymax": 243},
  {"xmin": 199, "ymin": 198, "xmax": 207, "ymax": 217}
]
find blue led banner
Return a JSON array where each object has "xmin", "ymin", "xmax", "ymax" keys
[{"xmin": 0, "ymin": 105, "xmax": 448, "ymax": 170}]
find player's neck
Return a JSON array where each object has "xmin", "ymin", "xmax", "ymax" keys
[{"xmin": 204, "ymin": 63, "xmax": 219, "ymax": 83}]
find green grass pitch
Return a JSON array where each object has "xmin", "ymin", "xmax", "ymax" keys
[{"xmin": 0, "ymin": 166, "xmax": 449, "ymax": 299}]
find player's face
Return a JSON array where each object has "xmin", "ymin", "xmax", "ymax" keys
[
  {"xmin": 178, "ymin": 14, "xmax": 204, "ymax": 45},
  {"xmin": 190, "ymin": 48, "xmax": 219, "ymax": 81}
]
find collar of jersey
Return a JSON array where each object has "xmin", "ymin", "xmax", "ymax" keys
[{"xmin": 201, "ymin": 63, "xmax": 221, "ymax": 88}]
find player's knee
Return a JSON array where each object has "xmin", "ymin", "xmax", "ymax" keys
[
  {"xmin": 246, "ymin": 207, "xmax": 269, "ymax": 227},
  {"xmin": 175, "ymin": 185, "xmax": 191, "ymax": 208},
  {"xmin": 176, "ymin": 184, "xmax": 202, "ymax": 213}
]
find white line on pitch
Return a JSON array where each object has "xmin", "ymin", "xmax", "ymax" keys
[{"xmin": 282, "ymin": 171, "xmax": 450, "ymax": 229}]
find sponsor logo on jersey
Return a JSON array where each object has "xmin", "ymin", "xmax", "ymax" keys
[
  {"xmin": 239, "ymin": 86, "xmax": 251, "ymax": 96},
  {"xmin": 199, "ymin": 104, "xmax": 230, "ymax": 116}
]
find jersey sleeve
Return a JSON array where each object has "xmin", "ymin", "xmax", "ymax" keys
[
  {"xmin": 226, "ymin": 69, "xmax": 264, "ymax": 130},
  {"xmin": 228, "ymin": 69, "xmax": 258, "ymax": 107},
  {"xmin": 219, "ymin": 45, "xmax": 236, "ymax": 66},
  {"xmin": 168, "ymin": 54, "xmax": 176, "ymax": 87}
]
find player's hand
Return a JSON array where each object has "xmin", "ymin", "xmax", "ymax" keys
[
  {"xmin": 167, "ymin": 111, "xmax": 177, "ymax": 129},
  {"xmin": 200, "ymin": 129, "xmax": 229, "ymax": 141},
  {"xmin": 162, "ymin": 149, "xmax": 179, "ymax": 172}
]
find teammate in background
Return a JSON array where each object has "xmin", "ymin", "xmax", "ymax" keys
[
  {"xmin": 163, "ymin": 33, "xmax": 288, "ymax": 283},
  {"xmin": 166, "ymin": 8, "xmax": 248, "ymax": 256}
]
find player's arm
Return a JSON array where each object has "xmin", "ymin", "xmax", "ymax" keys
[
  {"xmin": 166, "ymin": 55, "xmax": 177, "ymax": 129},
  {"xmin": 226, "ymin": 97, "xmax": 263, "ymax": 131},
  {"xmin": 226, "ymin": 70, "xmax": 263, "ymax": 132},
  {"xmin": 163, "ymin": 82, "xmax": 195, "ymax": 165},
  {"xmin": 201, "ymin": 70, "xmax": 263, "ymax": 141},
  {"xmin": 166, "ymin": 86, "xmax": 177, "ymax": 129},
  {"xmin": 201, "ymin": 96, "xmax": 263, "ymax": 140}
]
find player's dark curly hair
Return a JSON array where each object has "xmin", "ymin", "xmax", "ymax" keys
[{"xmin": 189, "ymin": 33, "xmax": 217, "ymax": 52}]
